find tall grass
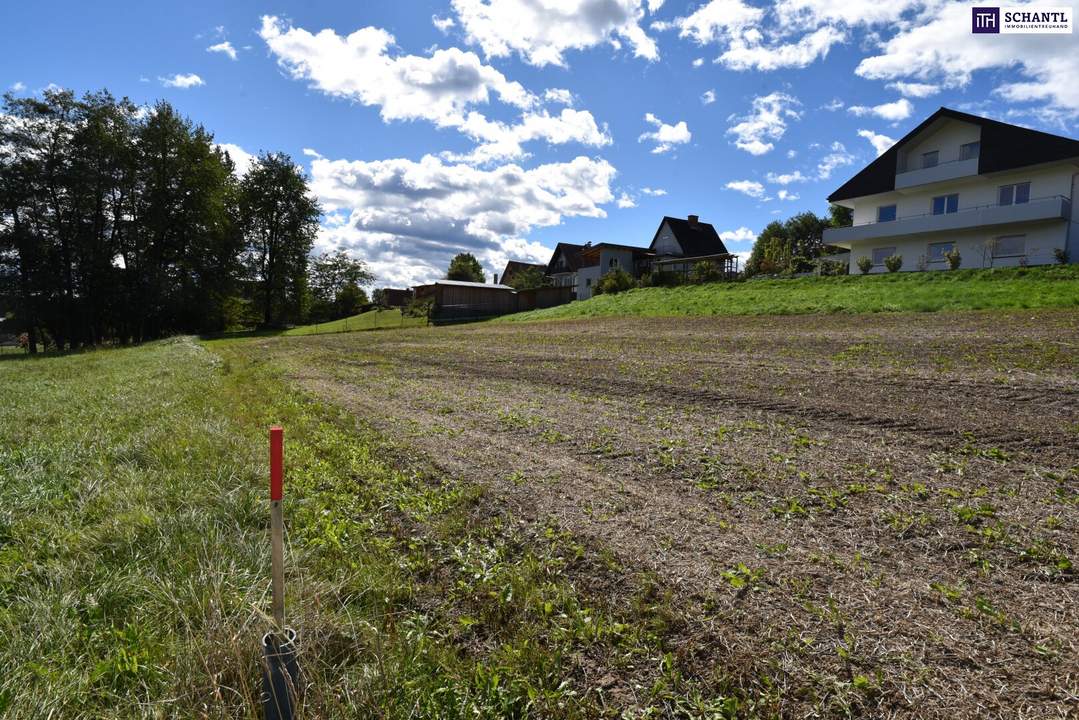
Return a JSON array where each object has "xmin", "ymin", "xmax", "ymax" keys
[
  {"xmin": 501, "ymin": 265, "xmax": 1079, "ymax": 322},
  {"xmin": 0, "ymin": 338, "xmax": 743, "ymax": 718}
]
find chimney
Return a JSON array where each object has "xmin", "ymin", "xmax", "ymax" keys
[{"xmin": 688, "ymin": 214, "xmax": 699, "ymax": 227}]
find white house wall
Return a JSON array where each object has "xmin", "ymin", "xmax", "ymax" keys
[
  {"xmin": 652, "ymin": 222, "xmax": 682, "ymax": 256},
  {"xmin": 897, "ymin": 119, "xmax": 981, "ymax": 172},
  {"xmin": 850, "ymin": 164, "xmax": 1077, "ymax": 226}
]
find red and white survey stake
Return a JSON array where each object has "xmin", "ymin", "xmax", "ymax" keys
[{"xmin": 269, "ymin": 426, "xmax": 285, "ymax": 630}]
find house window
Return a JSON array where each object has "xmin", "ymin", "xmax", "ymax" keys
[
  {"xmin": 927, "ymin": 241, "xmax": 954, "ymax": 262},
  {"xmin": 877, "ymin": 204, "xmax": 897, "ymax": 222},
  {"xmin": 998, "ymin": 182, "xmax": 1031, "ymax": 206},
  {"xmin": 608, "ymin": 257, "xmax": 619, "ymax": 269},
  {"xmin": 993, "ymin": 235, "xmax": 1026, "ymax": 258},
  {"xmin": 585, "ymin": 277, "xmax": 592, "ymax": 287},
  {"xmin": 932, "ymin": 194, "xmax": 959, "ymax": 215},
  {"xmin": 872, "ymin": 247, "xmax": 896, "ymax": 266},
  {"xmin": 922, "ymin": 151, "xmax": 939, "ymax": 168},
  {"xmin": 960, "ymin": 141, "xmax": 980, "ymax": 161}
]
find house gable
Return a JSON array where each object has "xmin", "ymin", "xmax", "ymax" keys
[
  {"xmin": 648, "ymin": 216, "xmax": 730, "ymax": 257},
  {"xmin": 828, "ymin": 107, "xmax": 1079, "ymax": 202}
]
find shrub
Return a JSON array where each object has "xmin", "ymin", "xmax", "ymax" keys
[
  {"xmin": 689, "ymin": 260, "xmax": 723, "ymax": 284},
  {"xmin": 593, "ymin": 268, "xmax": 636, "ymax": 296},
  {"xmin": 1054, "ymin": 247, "xmax": 1068, "ymax": 265},
  {"xmin": 884, "ymin": 254, "xmax": 903, "ymax": 273},
  {"xmin": 789, "ymin": 255, "xmax": 814, "ymax": 274},
  {"xmin": 945, "ymin": 248, "xmax": 962, "ymax": 270},
  {"xmin": 857, "ymin": 256, "xmax": 873, "ymax": 274},
  {"xmin": 404, "ymin": 296, "xmax": 434, "ymax": 318},
  {"xmin": 819, "ymin": 259, "xmax": 848, "ymax": 276}
]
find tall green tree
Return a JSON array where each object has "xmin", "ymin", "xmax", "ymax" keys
[
  {"xmin": 446, "ymin": 252, "xmax": 485, "ymax": 283},
  {"xmin": 307, "ymin": 249, "xmax": 374, "ymax": 321},
  {"xmin": 505, "ymin": 265, "xmax": 548, "ymax": 290},
  {"xmin": 240, "ymin": 152, "xmax": 320, "ymax": 328}
]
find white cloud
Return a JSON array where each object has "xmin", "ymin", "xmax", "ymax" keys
[
  {"xmin": 719, "ymin": 226, "xmax": 756, "ymax": 244},
  {"xmin": 10, "ymin": 82, "xmax": 26, "ymax": 92},
  {"xmin": 888, "ymin": 81, "xmax": 939, "ymax": 98},
  {"xmin": 641, "ymin": 187, "xmax": 667, "ymax": 196},
  {"xmin": 726, "ymin": 92, "xmax": 800, "ymax": 155},
  {"xmin": 856, "ymin": 1, "xmax": 1079, "ymax": 115},
  {"xmin": 701, "ymin": 89, "xmax": 716, "ymax": 105},
  {"xmin": 617, "ymin": 192, "xmax": 637, "ymax": 208},
  {"xmin": 432, "ymin": 15, "xmax": 456, "ymax": 33},
  {"xmin": 766, "ymin": 170, "xmax": 808, "ymax": 184},
  {"xmin": 777, "ymin": 189, "xmax": 799, "ymax": 201},
  {"xmin": 719, "ymin": 25, "xmax": 844, "ymax": 71},
  {"xmin": 692, "ymin": 57, "xmax": 704, "ymax": 68},
  {"xmin": 638, "ymin": 112, "xmax": 691, "ymax": 154},
  {"xmin": 786, "ymin": 149, "xmax": 797, "ymax": 158},
  {"xmin": 847, "ymin": 98, "xmax": 913, "ymax": 121},
  {"xmin": 309, "ymin": 153, "xmax": 616, "ymax": 286},
  {"xmin": 216, "ymin": 143, "xmax": 255, "ymax": 176},
  {"xmin": 544, "ymin": 88, "xmax": 574, "ymax": 105},
  {"xmin": 816, "ymin": 141, "xmax": 854, "ymax": 179},
  {"xmin": 159, "ymin": 73, "xmax": 204, "ymax": 88},
  {"xmin": 450, "ymin": 0, "xmax": 660, "ymax": 67},
  {"xmin": 260, "ymin": 16, "xmax": 609, "ymax": 162},
  {"xmin": 302, "ymin": 147, "xmax": 324, "ymax": 159},
  {"xmin": 207, "ymin": 41, "xmax": 237, "ymax": 60},
  {"xmin": 821, "ymin": 98, "xmax": 844, "ymax": 111},
  {"xmin": 725, "ymin": 179, "xmax": 767, "ymax": 199},
  {"xmin": 676, "ymin": 0, "xmax": 763, "ymax": 44},
  {"xmin": 857, "ymin": 128, "xmax": 895, "ymax": 156}
]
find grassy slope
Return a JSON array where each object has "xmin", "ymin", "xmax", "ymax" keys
[
  {"xmin": 281, "ymin": 308, "xmax": 425, "ymax": 336},
  {"xmin": 0, "ymin": 338, "xmax": 727, "ymax": 718},
  {"xmin": 502, "ymin": 265, "xmax": 1079, "ymax": 322}
]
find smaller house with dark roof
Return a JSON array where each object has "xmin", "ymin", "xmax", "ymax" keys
[
  {"xmin": 497, "ymin": 260, "xmax": 547, "ymax": 287},
  {"xmin": 545, "ymin": 242, "xmax": 586, "ymax": 290},
  {"xmin": 824, "ymin": 107, "xmax": 1079, "ymax": 272}
]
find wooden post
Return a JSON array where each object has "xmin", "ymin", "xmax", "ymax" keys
[{"xmin": 269, "ymin": 426, "xmax": 285, "ymax": 630}]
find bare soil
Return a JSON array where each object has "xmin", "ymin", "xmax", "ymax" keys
[{"xmin": 255, "ymin": 310, "xmax": 1078, "ymax": 719}]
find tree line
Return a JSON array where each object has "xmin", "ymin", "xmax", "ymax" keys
[{"xmin": 0, "ymin": 87, "xmax": 372, "ymax": 353}]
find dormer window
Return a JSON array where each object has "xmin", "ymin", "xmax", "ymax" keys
[
  {"xmin": 922, "ymin": 151, "xmax": 939, "ymax": 168},
  {"xmin": 960, "ymin": 141, "xmax": 980, "ymax": 161}
]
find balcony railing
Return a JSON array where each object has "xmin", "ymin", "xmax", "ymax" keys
[
  {"xmin": 824, "ymin": 195, "xmax": 1071, "ymax": 245},
  {"xmin": 894, "ymin": 156, "xmax": 979, "ymax": 189}
]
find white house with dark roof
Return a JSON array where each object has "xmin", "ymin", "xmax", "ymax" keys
[{"xmin": 824, "ymin": 108, "xmax": 1079, "ymax": 272}]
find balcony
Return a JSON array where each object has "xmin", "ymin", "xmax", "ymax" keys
[
  {"xmin": 895, "ymin": 157, "xmax": 979, "ymax": 190},
  {"xmin": 824, "ymin": 195, "xmax": 1071, "ymax": 246}
]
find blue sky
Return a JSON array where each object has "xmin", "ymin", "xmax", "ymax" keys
[{"xmin": 3, "ymin": 1, "xmax": 1076, "ymax": 285}]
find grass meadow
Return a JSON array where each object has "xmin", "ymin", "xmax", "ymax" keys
[
  {"xmin": 0, "ymin": 336, "xmax": 721, "ymax": 718},
  {"xmin": 503, "ymin": 265, "xmax": 1079, "ymax": 322}
]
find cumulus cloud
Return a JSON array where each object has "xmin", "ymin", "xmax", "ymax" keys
[
  {"xmin": 617, "ymin": 192, "xmax": 637, "ymax": 208},
  {"xmin": 847, "ymin": 98, "xmax": 913, "ymax": 121},
  {"xmin": 432, "ymin": 15, "xmax": 456, "ymax": 33},
  {"xmin": 777, "ymin": 189, "xmax": 799, "ymax": 201},
  {"xmin": 10, "ymin": 81, "xmax": 26, "ymax": 92},
  {"xmin": 701, "ymin": 89, "xmax": 716, "ymax": 105},
  {"xmin": 888, "ymin": 81, "xmax": 939, "ymax": 98},
  {"xmin": 692, "ymin": 57, "xmax": 704, "ymax": 67},
  {"xmin": 856, "ymin": 1, "xmax": 1079, "ymax": 115},
  {"xmin": 766, "ymin": 170, "xmax": 808, "ymax": 184},
  {"xmin": 450, "ymin": 0, "xmax": 660, "ymax": 67},
  {"xmin": 641, "ymin": 186, "xmax": 667, "ymax": 196},
  {"xmin": 638, "ymin": 112, "xmax": 691, "ymax": 154},
  {"xmin": 216, "ymin": 142, "xmax": 256, "ymax": 176},
  {"xmin": 816, "ymin": 140, "xmax": 854, "ymax": 179},
  {"xmin": 857, "ymin": 129, "xmax": 896, "ymax": 156},
  {"xmin": 159, "ymin": 73, "xmax": 204, "ymax": 88},
  {"xmin": 207, "ymin": 41, "xmax": 237, "ymax": 60},
  {"xmin": 726, "ymin": 92, "xmax": 800, "ymax": 155},
  {"xmin": 308, "ymin": 153, "xmax": 616, "ymax": 286},
  {"xmin": 260, "ymin": 15, "xmax": 609, "ymax": 162},
  {"xmin": 725, "ymin": 179, "xmax": 767, "ymax": 199},
  {"xmin": 544, "ymin": 88, "xmax": 574, "ymax": 105},
  {"xmin": 719, "ymin": 226, "xmax": 757, "ymax": 244}
]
